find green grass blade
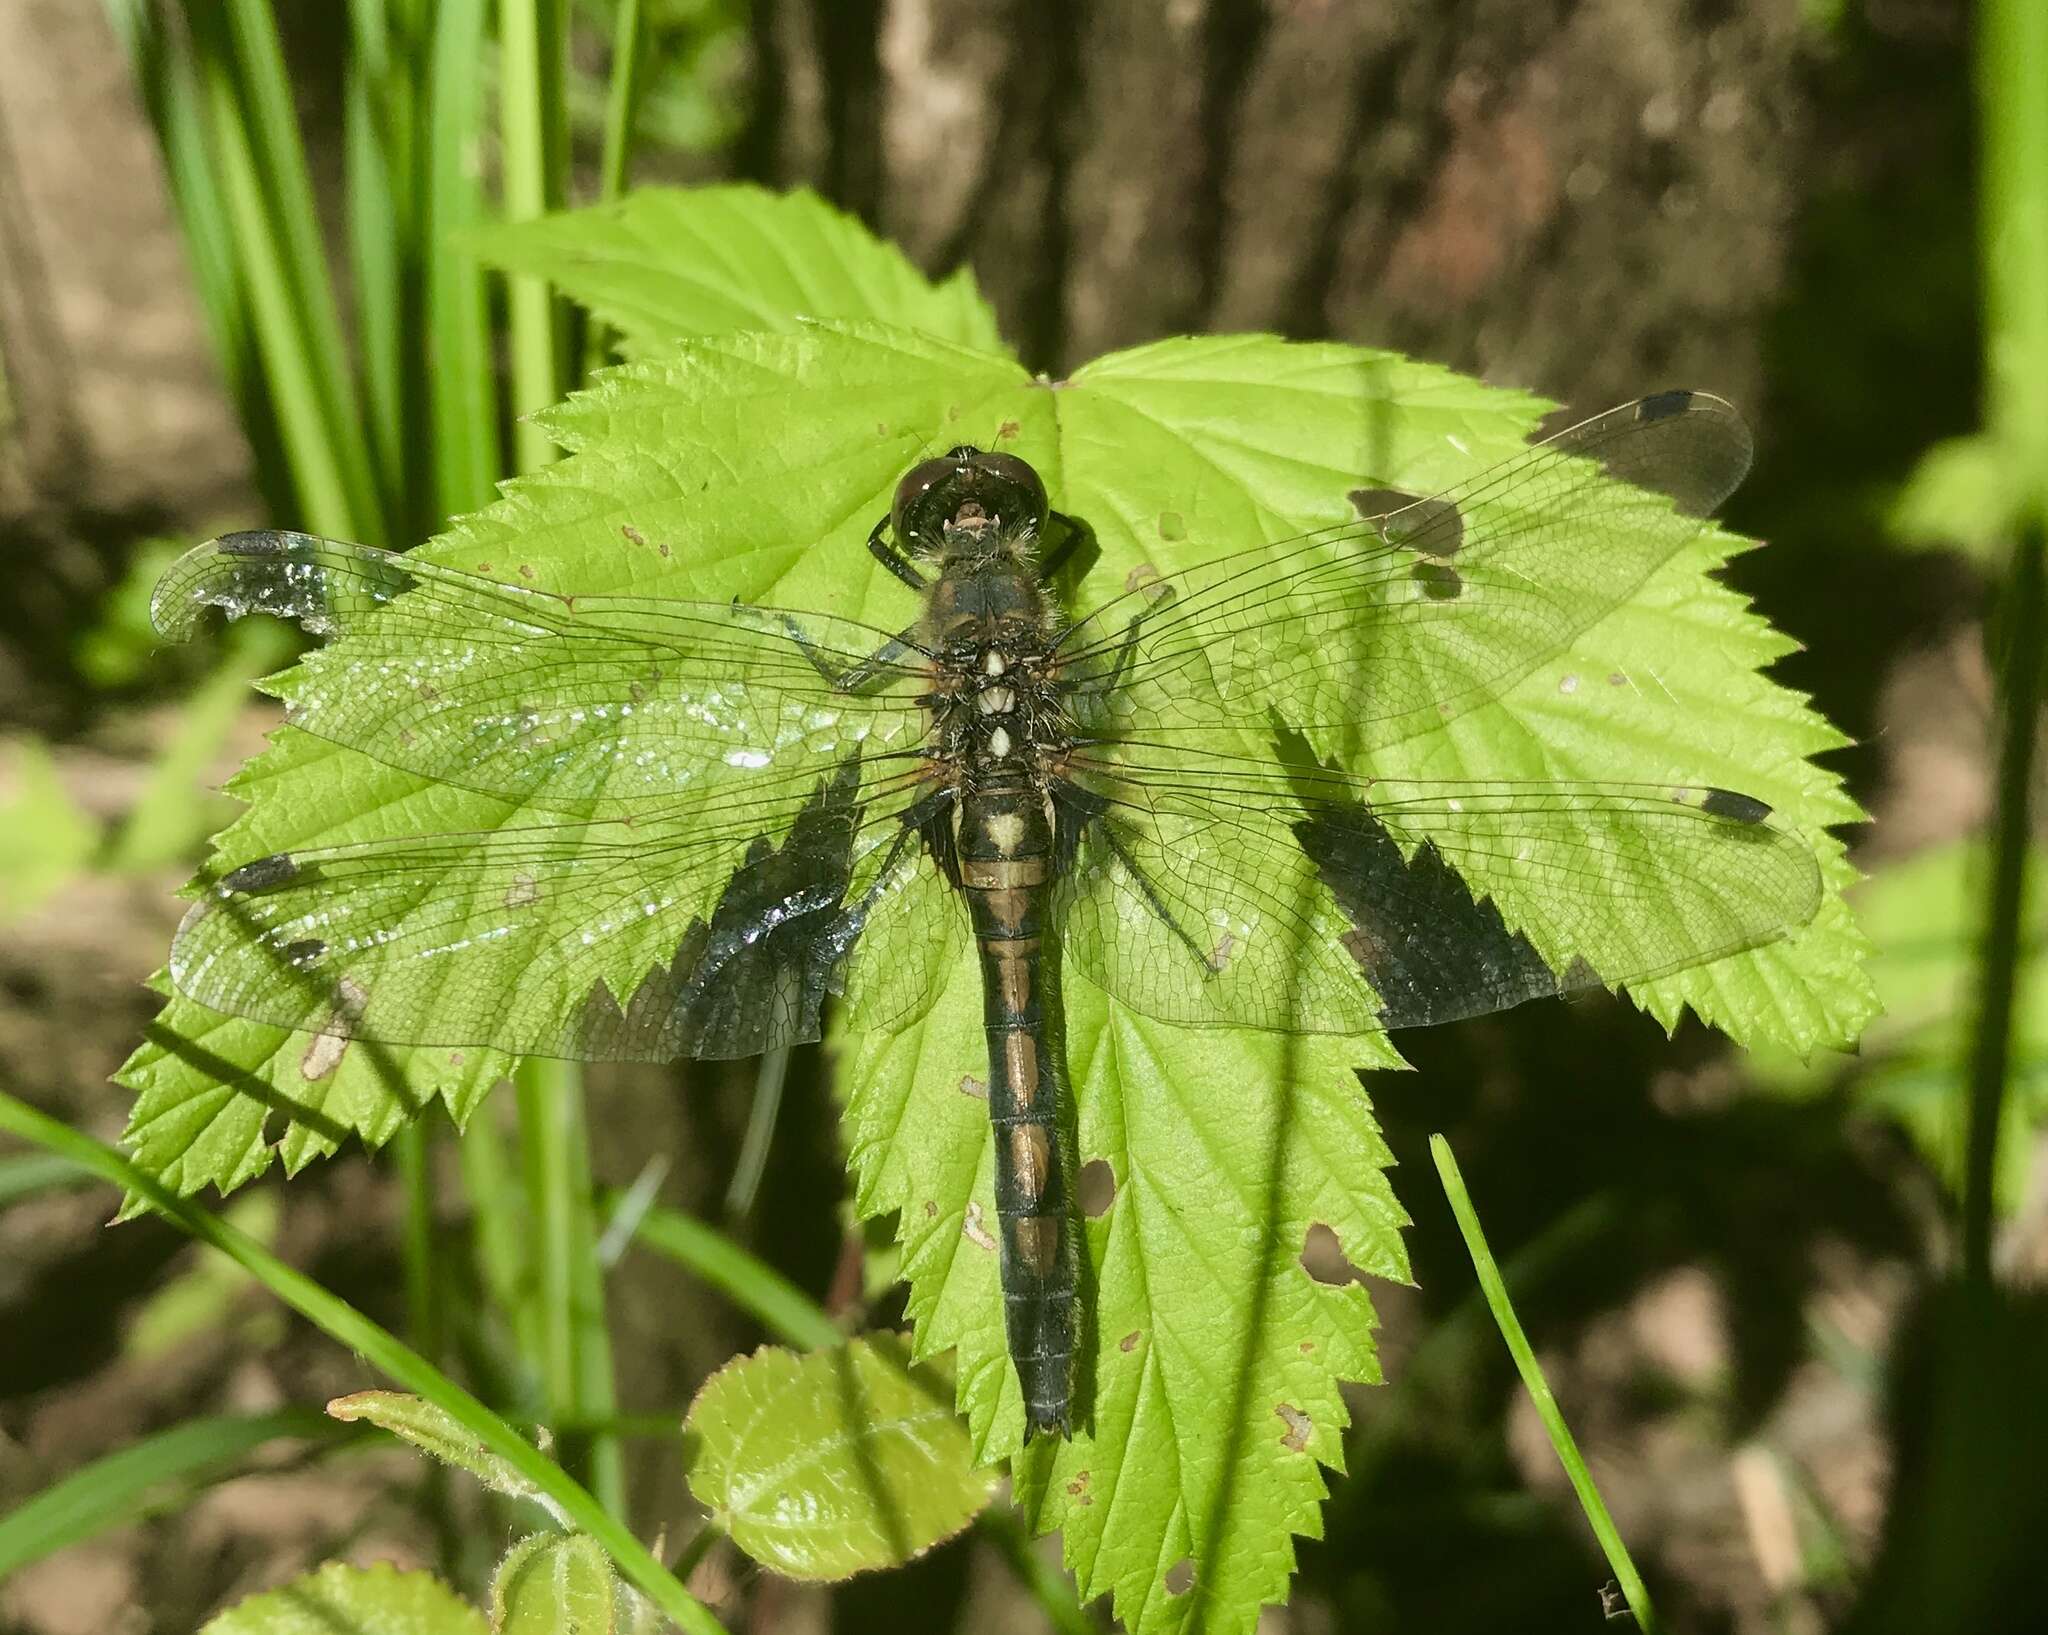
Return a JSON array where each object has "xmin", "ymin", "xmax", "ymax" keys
[
  {"xmin": 516, "ymin": 1059, "xmax": 623, "ymax": 1518},
  {"xmin": 1429, "ymin": 1133, "xmax": 1661, "ymax": 1633},
  {"xmin": 103, "ymin": 0, "xmax": 254, "ymax": 416},
  {"xmin": 0, "ymin": 1408, "xmax": 346, "ymax": 1580},
  {"xmin": 596, "ymin": 0, "xmax": 646, "ymax": 202},
  {"xmin": 425, "ymin": 0, "xmax": 500, "ymax": 518},
  {"xmin": 344, "ymin": 44, "xmax": 404, "ymax": 537},
  {"xmin": 1963, "ymin": 0, "xmax": 2048, "ymax": 1287},
  {"xmin": 190, "ymin": 34, "xmax": 359, "ymax": 539},
  {"xmin": 0, "ymin": 1088, "xmax": 724, "ymax": 1635},
  {"xmin": 210, "ymin": 0, "xmax": 383, "ymax": 541},
  {"xmin": 498, "ymin": 0, "xmax": 567, "ymax": 472},
  {"xmin": 607, "ymin": 1190, "xmax": 843, "ymax": 1352},
  {"xmin": 394, "ymin": 1120, "xmax": 442, "ymax": 1359},
  {"xmin": 0, "ymin": 1151, "xmax": 94, "ymax": 1207}
]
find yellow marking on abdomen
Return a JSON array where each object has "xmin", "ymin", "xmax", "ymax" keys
[
  {"xmin": 962, "ymin": 856, "xmax": 1048, "ymax": 889},
  {"xmin": 1009, "ymin": 1123, "xmax": 1053, "ymax": 1203},
  {"xmin": 1010, "ymin": 1216, "xmax": 1060, "ymax": 1279},
  {"xmin": 1003, "ymin": 1030, "xmax": 1039, "ymax": 1104}
]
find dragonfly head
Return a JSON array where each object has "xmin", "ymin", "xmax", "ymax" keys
[{"xmin": 892, "ymin": 446, "xmax": 1049, "ymax": 557}]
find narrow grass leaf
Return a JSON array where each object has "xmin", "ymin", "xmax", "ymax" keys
[
  {"xmin": 0, "ymin": 1408, "xmax": 340, "ymax": 1581},
  {"xmin": 0, "ymin": 1090, "xmax": 724, "ymax": 1635},
  {"xmin": 1431, "ymin": 1133, "xmax": 1660, "ymax": 1633}
]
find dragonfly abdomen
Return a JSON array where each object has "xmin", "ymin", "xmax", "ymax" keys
[{"xmin": 959, "ymin": 782, "xmax": 1077, "ymax": 1440}]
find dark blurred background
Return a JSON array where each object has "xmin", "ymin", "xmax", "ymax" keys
[{"xmin": 3, "ymin": 2, "xmax": 2040, "ymax": 1632}]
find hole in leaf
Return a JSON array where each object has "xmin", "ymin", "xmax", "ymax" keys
[
  {"xmin": 1300, "ymin": 1222, "xmax": 1362, "ymax": 1286},
  {"xmin": 1164, "ymin": 1558, "xmax": 1195, "ymax": 1597},
  {"xmin": 1077, "ymin": 1159, "xmax": 1117, "ymax": 1217},
  {"xmin": 1275, "ymin": 1402, "xmax": 1312, "ymax": 1451}
]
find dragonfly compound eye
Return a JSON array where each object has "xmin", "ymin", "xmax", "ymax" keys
[
  {"xmin": 969, "ymin": 451, "xmax": 1049, "ymax": 531},
  {"xmin": 892, "ymin": 454, "xmax": 970, "ymax": 547}
]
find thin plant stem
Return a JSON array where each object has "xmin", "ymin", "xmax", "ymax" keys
[
  {"xmin": 394, "ymin": 1120, "xmax": 442, "ymax": 1360},
  {"xmin": 1962, "ymin": 0, "xmax": 2048, "ymax": 1288},
  {"xmin": 724, "ymin": 1045, "xmax": 789, "ymax": 1220},
  {"xmin": 0, "ymin": 1089, "xmax": 725, "ymax": 1635},
  {"xmin": 499, "ymin": 0, "xmax": 566, "ymax": 473},
  {"xmin": 426, "ymin": 0, "xmax": 499, "ymax": 518},
  {"xmin": 102, "ymin": 0, "xmax": 254, "ymax": 418},
  {"xmin": 597, "ymin": 0, "xmax": 646, "ymax": 202},
  {"xmin": 1430, "ymin": 1134, "xmax": 1660, "ymax": 1634},
  {"xmin": 610, "ymin": 1190, "xmax": 843, "ymax": 1351},
  {"xmin": 517, "ymin": 1059, "xmax": 580, "ymax": 1420}
]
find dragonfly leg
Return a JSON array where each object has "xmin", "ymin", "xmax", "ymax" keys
[
  {"xmin": 1035, "ymin": 512, "xmax": 1094, "ymax": 582},
  {"xmin": 1097, "ymin": 821, "xmax": 1213, "ymax": 971},
  {"xmin": 866, "ymin": 515, "xmax": 928, "ymax": 591},
  {"xmin": 780, "ymin": 613, "xmax": 921, "ymax": 693}
]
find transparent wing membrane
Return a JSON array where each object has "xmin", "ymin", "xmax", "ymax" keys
[
  {"xmin": 157, "ymin": 391, "xmax": 1820, "ymax": 1062},
  {"xmin": 1056, "ymin": 744, "xmax": 1819, "ymax": 1033},
  {"xmin": 154, "ymin": 531, "xmax": 931, "ymax": 816},
  {"xmin": 170, "ymin": 747, "xmax": 951, "ymax": 1059},
  {"xmin": 1059, "ymin": 392, "xmax": 1753, "ymax": 755}
]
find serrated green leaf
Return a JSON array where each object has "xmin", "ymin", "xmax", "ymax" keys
[
  {"xmin": 201, "ymin": 1561, "xmax": 486, "ymax": 1635},
  {"xmin": 468, "ymin": 184, "xmax": 1004, "ymax": 354},
  {"xmin": 490, "ymin": 1533, "xmax": 618, "ymax": 1634},
  {"xmin": 326, "ymin": 1391, "xmax": 563, "ymax": 1521},
  {"xmin": 685, "ymin": 1334, "xmax": 994, "ymax": 1581},
  {"xmin": 134, "ymin": 303, "xmax": 1869, "ymax": 1633}
]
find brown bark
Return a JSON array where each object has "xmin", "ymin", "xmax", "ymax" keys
[{"xmin": 747, "ymin": 0, "xmax": 1808, "ymax": 416}]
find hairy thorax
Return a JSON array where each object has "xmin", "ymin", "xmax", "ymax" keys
[{"xmin": 922, "ymin": 548, "xmax": 1066, "ymax": 796}]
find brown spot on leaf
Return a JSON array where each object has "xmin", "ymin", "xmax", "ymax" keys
[
  {"xmin": 1276, "ymin": 1402, "xmax": 1312, "ymax": 1452},
  {"xmin": 621, "ymin": 524, "xmax": 647, "ymax": 546},
  {"xmin": 1119, "ymin": 1330, "xmax": 1141, "ymax": 1354},
  {"xmin": 959, "ymin": 1073, "xmax": 987, "ymax": 1099},
  {"xmin": 1065, "ymin": 1469, "xmax": 1092, "ymax": 1503},
  {"xmin": 517, "ymin": 563, "xmax": 536, "ymax": 580},
  {"xmin": 962, "ymin": 1202, "xmax": 997, "ymax": 1252}
]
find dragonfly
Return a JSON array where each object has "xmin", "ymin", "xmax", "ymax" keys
[{"xmin": 151, "ymin": 389, "xmax": 1822, "ymax": 1440}]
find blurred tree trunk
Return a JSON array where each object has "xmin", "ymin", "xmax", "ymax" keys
[{"xmin": 742, "ymin": 0, "xmax": 1807, "ymax": 412}]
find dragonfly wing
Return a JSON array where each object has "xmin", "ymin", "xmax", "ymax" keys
[
  {"xmin": 831, "ymin": 802, "xmax": 970, "ymax": 1037},
  {"xmin": 1062, "ymin": 392, "xmax": 1752, "ymax": 756},
  {"xmin": 154, "ymin": 531, "xmax": 931, "ymax": 817},
  {"xmin": 172, "ymin": 758, "xmax": 936, "ymax": 1061},
  {"xmin": 1055, "ymin": 747, "xmax": 1821, "ymax": 1034}
]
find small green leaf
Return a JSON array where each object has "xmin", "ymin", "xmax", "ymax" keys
[
  {"xmin": 201, "ymin": 1561, "xmax": 485, "ymax": 1635},
  {"xmin": 468, "ymin": 184, "xmax": 1004, "ymax": 354},
  {"xmin": 490, "ymin": 1533, "xmax": 618, "ymax": 1635},
  {"xmin": 327, "ymin": 1391, "xmax": 566, "ymax": 1522},
  {"xmin": 685, "ymin": 1334, "xmax": 995, "ymax": 1581}
]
